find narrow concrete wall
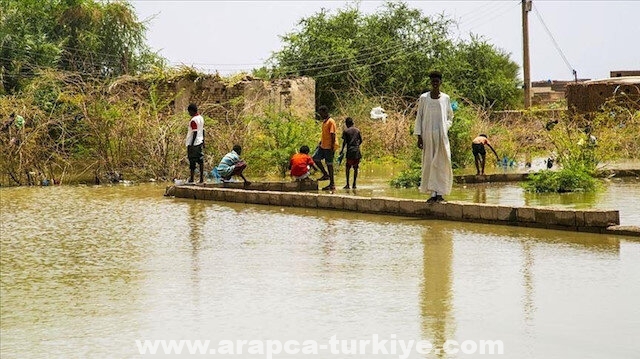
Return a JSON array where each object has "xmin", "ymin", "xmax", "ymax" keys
[
  {"xmin": 455, "ymin": 173, "xmax": 528, "ymax": 184},
  {"xmin": 455, "ymin": 169, "xmax": 640, "ymax": 184},
  {"xmin": 203, "ymin": 181, "xmax": 318, "ymax": 191},
  {"xmin": 164, "ymin": 185, "xmax": 638, "ymax": 236}
]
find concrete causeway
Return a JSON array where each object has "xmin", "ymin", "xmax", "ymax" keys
[
  {"xmin": 165, "ymin": 183, "xmax": 639, "ymax": 237},
  {"xmin": 455, "ymin": 169, "xmax": 640, "ymax": 184}
]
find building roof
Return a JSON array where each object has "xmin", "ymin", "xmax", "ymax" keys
[{"xmin": 583, "ymin": 76, "xmax": 640, "ymax": 85}]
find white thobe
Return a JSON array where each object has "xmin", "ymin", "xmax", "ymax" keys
[{"xmin": 414, "ymin": 92, "xmax": 454, "ymax": 195}]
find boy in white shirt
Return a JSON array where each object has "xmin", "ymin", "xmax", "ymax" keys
[{"xmin": 185, "ymin": 103, "xmax": 205, "ymax": 183}]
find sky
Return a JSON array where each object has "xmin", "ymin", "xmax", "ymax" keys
[{"xmin": 132, "ymin": 0, "xmax": 640, "ymax": 82}]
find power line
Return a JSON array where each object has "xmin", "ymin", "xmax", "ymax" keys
[
  {"xmin": 165, "ymin": 37, "xmax": 412, "ymax": 70},
  {"xmin": 532, "ymin": 3, "xmax": 575, "ymax": 76},
  {"xmin": 279, "ymin": 47, "xmax": 408, "ymax": 74},
  {"xmin": 4, "ymin": 39, "xmax": 408, "ymax": 74},
  {"xmin": 459, "ymin": 1, "xmax": 520, "ymax": 34},
  {"xmin": 191, "ymin": 45, "xmax": 407, "ymax": 78},
  {"xmin": 455, "ymin": 1, "xmax": 510, "ymax": 30},
  {"xmin": 1, "ymin": 43, "xmax": 405, "ymax": 82},
  {"xmin": 312, "ymin": 51, "xmax": 405, "ymax": 79}
]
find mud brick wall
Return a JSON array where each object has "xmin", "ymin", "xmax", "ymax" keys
[
  {"xmin": 610, "ymin": 70, "xmax": 640, "ymax": 77},
  {"xmin": 174, "ymin": 76, "xmax": 315, "ymax": 122},
  {"xmin": 566, "ymin": 81, "xmax": 640, "ymax": 114}
]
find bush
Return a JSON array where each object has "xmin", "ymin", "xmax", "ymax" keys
[
  {"xmin": 390, "ymin": 160, "xmax": 422, "ymax": 188},
  {"xmin": 243, "ymin": 109, "xmax": 318, "ymax": 178},
  {"xmin": 523, "ymin": 165, "xmax": 598, "ymax": 193},
  {"xmin": 332, "ymin": 90, "xmax": 417, "ymax": 156},
  {"xmin": 447, "ymin": 102, "xmax": 474, "ymax": 169},
  {"xmin": 522, "ymin": 110, "xmax": 604, "ymax": 193}
]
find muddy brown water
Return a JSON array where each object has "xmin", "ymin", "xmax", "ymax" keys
[{"xmin": 1, "ymin": 183, "xmax": 639, "ymax": 358}]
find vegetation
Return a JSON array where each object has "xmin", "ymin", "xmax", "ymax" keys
[
  {"xmin": 0, "ymin": 63, "xmax": 323, "ymax": 185},
  {"xmin": 523, "ymin": 166, "xmax": 598, "ymax": 193},
  {"xmin": 1, "ymin": 1, "xmax": 638, "ymax": 188},
  {"xmin": 522, "ymin": 102, "xmax": 636, "ymax": 193},
  {"xmin": 243, "ymin": 110, "xmax": 318, "ymax": 178},
  {"xmin": 390, "ymin": 160, "xmax": 421, "ymax": 188},
  {"xmin": 269, "ymin": 2, "xmax": 522, "ymax": 111},
  {"xmin": 0, "ymin": 0, "xmax": 163, "ymax": 94}
]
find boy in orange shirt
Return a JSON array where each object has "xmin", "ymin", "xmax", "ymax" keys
[
  {"xmin": 312, "ymin": 105, "xmax": 338, "ymax": 190},
  {"xmin": 290, "ymin": 145, "xmax": 319, "ymax": 181}
]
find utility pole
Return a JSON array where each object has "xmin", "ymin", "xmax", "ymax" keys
[{"xmin": 522, "ymin": 0, "xmax": 532, "ymax": 108}]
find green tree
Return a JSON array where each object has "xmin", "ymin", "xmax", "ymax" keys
[
  {"xmin": 444, "ymin": 36, "xmax": 522, "ymax": 110},
  {"xmin": 0, "ymin": 0, "xmax": 163, "ymax": 94},
  {"xmin": 270, "ymin": 1, "xmax": 521, "ymax": 110},
  {"xmin": 271, "ymin": 2, "xmax": 453, "ymax": 108}
]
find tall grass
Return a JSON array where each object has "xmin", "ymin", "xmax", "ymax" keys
[{"xmin": 1, "ymin": 71, "xmax": 638, "ymax": 187}]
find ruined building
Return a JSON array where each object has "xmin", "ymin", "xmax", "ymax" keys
[
  {"xmin": 172, "ymin": 75, "xmax": 315, "ymax": 121},
  {"xmin": 566, "ymin": 76, "xmax": 640, "ymax": 114}
]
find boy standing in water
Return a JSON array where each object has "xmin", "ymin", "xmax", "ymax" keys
[
  {"xmin": 338, "ymin": 117, "xmax": 363, "ymax": 189},
  {"xmin": 185, "ymin": 104, "xmax": 205, "ymax": 183},
  {"xmin": 472, "ymin": 134, "xmax": 499, "ymax": 175},
  {"xmin": 312, "ymin": 105, "xmax": 338, "ymax": 191}
]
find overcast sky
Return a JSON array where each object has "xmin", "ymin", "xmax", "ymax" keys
[{"xmin": 132, "ymin": 0, "xmax": 640, "ymax": 81}]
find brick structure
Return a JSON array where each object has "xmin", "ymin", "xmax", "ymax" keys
[
  {"xmin": 173, "ymin": 75, "xmax": 315, "ymax": 121},
  {"xmin": 610, "ymin": 70, "xmax": 640, "ymax": 77},
  {"xmin": 566, "ymin": 76, "xmax": 640, "ymax": 114},
  {"xmin": 531, "ymin": 79, "xmax": 589, "ymax": 106}
]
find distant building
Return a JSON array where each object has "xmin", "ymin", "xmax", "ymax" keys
[
  {"xmin": 566, "ymin": 76, "xmax": 640, "ymax": 114},
  {"xmin": 610, "ymin": 70, "xmax": 640, "ymax": 78},
  {"xmin": 531, "ymin": 80, "xmax": 589, "ymax": 106}
]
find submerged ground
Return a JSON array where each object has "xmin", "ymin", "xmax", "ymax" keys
[{"xmin": 1, "ymin": 182, "xmax": 639, "ymax": 358}]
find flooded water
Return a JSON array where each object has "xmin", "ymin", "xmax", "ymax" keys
[{"xmin": 1, "ymin": 184, "xmax": 639, "ymax": 359}]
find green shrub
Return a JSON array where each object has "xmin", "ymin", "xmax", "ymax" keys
[
  {"xmin": 523, "ymin": 165, "xmax": 598, "ymax": 193},
  {"xmin": 243, "ymin": 109, "xmax": 318, "ymax": 178},
  {"xmin": 448, "ymin": 102, "xmax": 474, "ymax": 169},
  {"xmin": 390, "ymin": 163, "xmax": 421, "ymax": 188},
  {"xmin": 390, "ymin": 149, "xmax": 422, "ymax": 188}
]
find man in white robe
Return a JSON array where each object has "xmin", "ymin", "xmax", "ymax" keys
[{"xmin": 414, "ymin": 71, "xmax": 454, "ymax": 203}]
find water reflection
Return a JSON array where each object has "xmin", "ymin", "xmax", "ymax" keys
[
  {"xmin": 523, "ymin": 190, "xmax": 600, "ymax": 208},
  {"xmin": 473, "ymin": 185, "xmax": 487, "ymax": 203},
  {"xmin": 420, "ymin": 227, "xmax": 454, "ymax": 358},
  {"xmin": 187, "ymin": 202, "xmax": 206, "ymax": 308},
  {"xmin": 467, "ymin": 222, "xmax": 621, "ymax": 255},
  {"xmin": 520, "ymin": 240, "xmax": 536, "ymax": 325},
  {"xmin": 320, "ymin": 219, "xmax": 339, "ymax": 259}
]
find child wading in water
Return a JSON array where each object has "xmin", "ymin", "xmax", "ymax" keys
[
  {"xmin": 472, "ymin": 134, "xmax": 499, "ymax": 175},
  {"xmin": 338, "ymin": 117, "xmax": 363, "ymax": 189}
]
